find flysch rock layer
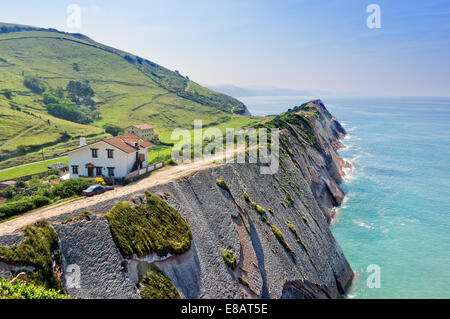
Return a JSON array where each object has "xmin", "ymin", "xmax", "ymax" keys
[{"xmin": 0, "ymin": 100, "xmax": 353, "ymax": 298}]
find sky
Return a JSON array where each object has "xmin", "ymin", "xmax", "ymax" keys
[{"xmin": 1, "ymin": 0, "xmax": 449, "ymax": 96}]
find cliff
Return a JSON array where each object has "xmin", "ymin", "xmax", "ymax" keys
[{"xmin": 0, "ymin": 100, "xmax": 353, "ymax": 299}]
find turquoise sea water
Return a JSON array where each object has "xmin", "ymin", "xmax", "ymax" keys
[{"xmin": 242, "ymin": 96, "xmax": 450, "ymax": 298}]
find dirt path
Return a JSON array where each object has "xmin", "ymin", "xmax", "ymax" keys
[{"xmin": 0, "ymin": 147, "xmax": 245, "ymax": 236}]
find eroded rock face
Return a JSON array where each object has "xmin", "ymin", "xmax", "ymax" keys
[
  {"xmin": 0, "ymin": 100, "xmax": 353, "ymax": 299},
  {"xmin": 141, "ymin": 158, "xmax": 352, "ymax": 299},
  {"xmin": 54, "ymin": 216, "xmax": 139, "ymax": 299}
]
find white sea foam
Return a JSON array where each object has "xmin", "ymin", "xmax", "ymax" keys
[{"xmin": 354, "ymin": 220, "xmax": 374, "ymax": 230}]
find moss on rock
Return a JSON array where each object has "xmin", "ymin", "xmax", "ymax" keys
[
  {"xmin": 139, "ymin": 264, "xmax": 180, "ymax": 299},
  {"xmin": 270, "ymin": 224, "xmax": 294, "ymax": 255},
  {"xmin": 105, "ymin": 190, "xmax": 192, "ymax": 257},
  {"xmin": 216, "ymin": 178, "xmax": 231, "ymax": 193},
  {"xmin": 221, "ymin": 249, "xmax": 237, "ymax": 270},
  {"xmin": 0, "ymin": 220, "xmax": 62, "ymax": 291}
]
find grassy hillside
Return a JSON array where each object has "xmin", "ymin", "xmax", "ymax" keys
[{"xmin": 0, "ymin": 22, "xmax": 254, "ymax": 169}]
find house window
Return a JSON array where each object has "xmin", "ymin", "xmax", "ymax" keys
[
  {"xmin": 72, "ymin": 165, "xmax": 79, "ymax": 174},
  {"xmin": 91, "ymin": 148, "xmax": 98, "ymax": 158},
  {"xmin": 107, "ymin": 149, "xmax": 114, "ymax": 159},
  {"xmin": 95, "ymin": 167, "xmax": 102, "ymax": 176},
  {"xmin": 107, "ymin": 167, "xmax": 115, "ymax": 177}
]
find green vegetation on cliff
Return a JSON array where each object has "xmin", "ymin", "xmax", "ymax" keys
[
  {"xmin": 0, "ymin": 220, "xmax": 63, "ymax": 290},
  {"xmin": 139, "ymin": 263, "xmax": 180, "ymax": 299},
  {"xmin": 105, "ymin": 190, "xmax": 192, "ymax": 257},
  {"xmin": 221, "ymin": 249, "xmax": 237, "ymax": 270}
]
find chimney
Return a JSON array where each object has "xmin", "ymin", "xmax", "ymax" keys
[{"xmin": 79, "ymin": 137, "xmax": 86, "ymax": 147}]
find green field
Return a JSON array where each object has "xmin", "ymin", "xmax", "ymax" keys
[
  {"xmin": 0, "ymin": 157, "xmax": 68, "ymax": 181},
  {"xmin": 0, "ymin": 22, "xmax": 253, "ymax": 170}
]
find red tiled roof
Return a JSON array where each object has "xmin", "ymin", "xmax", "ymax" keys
[
  {"xmin": 103, "ymin": 134, "xmax": 153, "ymax": 154},
  {"xmin": 128, "ymin": 124, "xmax": 153, "ymax": 130},
  {"xmin": 61, "ymin": 134, "xmax": 153, "ymax": 155}
]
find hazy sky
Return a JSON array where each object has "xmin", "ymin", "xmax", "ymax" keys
[{"xmin": 1, "ymin": 0, "xmax": 449, "ymax": 96}]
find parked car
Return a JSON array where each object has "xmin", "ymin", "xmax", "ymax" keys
[{"xmin": 82, "ymin": 185, "xmax": 114, "ymax": 197}]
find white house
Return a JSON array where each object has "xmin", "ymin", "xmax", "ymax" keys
[
  {"xmin": 124, "ymin": 124, "xmax": 155, "ymax": 141},
  {"xmin": 62, "ymin": 134, "xmax": 153, "ymax": 180}
]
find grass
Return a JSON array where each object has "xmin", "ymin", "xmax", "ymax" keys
[
  {"xmin": 0, "ymin": 157, "xmax": 68, "ymax": 181},
  {"xmin": 139, "ymin": 263, "xmax": 180, "ymax": 299},
  {"xmin": 221, "ymin": 249, "xmax": 237, "ymax": 270},
  {"xmin": 61, "ymin": 211, "xmax": 92, "ymax": 224},
  {"xmin": 0, "ymin": 24, "xmax": 255, "ymax": 169},
  {"xmin": 105, "ymin": 190, "xmax": 192, "ymax": 257},
  {"xmin": 0, "ymin": 220, "xmax": 63, "ymax": 291}
]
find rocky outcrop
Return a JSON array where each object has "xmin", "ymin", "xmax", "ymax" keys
[
  {"xmin": 0, "ymin": 100, "xmax": 353, "ymax": 299},
  {"xmin": 54, "ymin": 216, "xmax": 139, "ymax": 299}
]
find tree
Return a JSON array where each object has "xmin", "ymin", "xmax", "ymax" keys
[
  {"xmin": 42, "ymin": 92, "xmax": 59, "ymax": 105},
  {"xmin": 103, "ymin": 124, "xmax": 123, "ymax": 136},
  {"xmin": 66, "ymin": 80, "xmax": 94, "ymax": 106},
  {"xmin": 24, "ymin": 76, "xmax": 46, "ymax": 94}
]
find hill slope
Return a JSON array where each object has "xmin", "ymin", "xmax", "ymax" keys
[{"xmin": 0, "ymin": 23, "xmax": 251, "ymax": 168}]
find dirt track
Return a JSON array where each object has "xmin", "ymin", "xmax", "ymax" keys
[{"xmin": 0, "ymin": 147, "xmax": 244, "ymax": 236}]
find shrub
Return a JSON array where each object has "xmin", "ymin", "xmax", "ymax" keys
[
  {"xmin": 31, "ymin": 195, "xmax": 51, "ymax": 208},
  {"xmin": 47, "ymin": 175, "xmax": 59, "ymax": 181},
  {"xmin": 103, "ymin": 124, "xmax": 123, "ymax": 136},
  {"xmin": 139, "ymin": 264, "xmax": 180, "ymax": 299},
  {"xmin": 222, "ymin": 249, "xmax": 237, "ymax": 270},
  {"xmin": 50, "ymin": 178, "xmax": 96, "ymax": 199},
  {"xmin": 46, "ymin": 102, "xmax": 92, "ymax": 124},
  {"xmin": 23, "ymin": 76, "xmax": 46, "ymax": 94},
  {"xmin": 0, "ymin": 199, "xmax": 35, "ymax": 220},
  {"xmin": 0, "ymin": 277, "xmax": 69, "ymax": 299},
  {"xmin": 105, "ymin": 190, "xmax": 192, "ymax": 257}
]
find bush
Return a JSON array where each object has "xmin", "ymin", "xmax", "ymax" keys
[
  {"xmin": 23, "ymin": 76, "xmax": 46, "ymax": 94},
  {"xmin": 105, "ymin": 190, "xmax": 192, "ymax": 257},
  {"xmin": 31, "ymin": 195, "xmax": 51, "ymax": 208},
  {"xmin": 50, "ymin": 178, "xmax": 96, "ymax": 199},
  {"xmin": 42, "ymin": 92, "xmax": 59, "ymax": 105},
  {"xmin": 103, "ymin": 124, "xmax": 123, "ymax": 136},
  {"xmin": 222, "ymin": 249, "xmax": 237, "ymax": 270},
  {"xmin": 0, "ymin": 277, "xmax": 69, "ymax": 299},
  {"xmin": 0, "ymin": 199, "xmax": 34, "ymax": 220},
  {"xmin": 46, "ymin": 102, "xmax": 92, "ymax": 124}
]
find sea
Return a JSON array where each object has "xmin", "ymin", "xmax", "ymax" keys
[{"xmin": 241, "ymin": 95, "xmax": 450, "ymax": 299}]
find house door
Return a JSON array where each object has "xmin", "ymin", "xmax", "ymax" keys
[{"xmin": 87, "ymin": 167, "xmax": 94, "ymax": 177}]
